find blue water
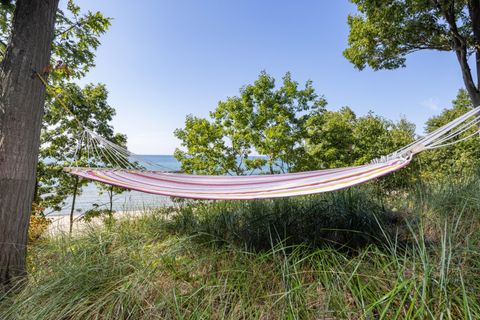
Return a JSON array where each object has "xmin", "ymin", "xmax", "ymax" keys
[
  {"xmin": 48, "ymin": 155, "xmax": 182, "ymax": 216},
  {"xmin": 139, "ymin": 155, "xmax": 182, "ymax": 171}
]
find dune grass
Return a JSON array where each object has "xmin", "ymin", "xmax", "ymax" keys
[{"xmin": 1, "ymin": 176, "xmax": 480, "ymax": 319}]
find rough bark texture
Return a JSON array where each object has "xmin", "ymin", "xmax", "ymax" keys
[{"xmin": 0, "ymin": 0, "xmax": 59, "ymax": 289}]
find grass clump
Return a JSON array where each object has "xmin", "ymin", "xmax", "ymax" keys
[
  {"xmin": 1, "ymin": 176, "xmax": 480, "ymax": 319},
  {"xmin": 165, "ymin": 187, "xmax": 398, "ymax": 251}
]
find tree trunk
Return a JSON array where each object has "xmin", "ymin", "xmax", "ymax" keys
[
  {"xmin": 109, "ymin": 185, "xmax": 113, "ymax": 215},
  {"xmin": 453, "ymin": 45, "xmax": 480, "ymax": 107},
  {"xmin": 440, "ymin": 2, "xmax": 480, "ymax": 108},
  {"xmin": 69, "ymin": 176, "xmax": 79, "ymax": 234},
  {"xmin": 0, "ymin": 0, "xmax": 59, "ymax": 289}
]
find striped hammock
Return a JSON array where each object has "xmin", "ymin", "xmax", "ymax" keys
[
  {"xmin": 66, "ymin": 106, "xmax": 480, "ymax": 200},
  {"xmin": 66, "ymin": 158, "xmax": 410, "ymax": 200}
]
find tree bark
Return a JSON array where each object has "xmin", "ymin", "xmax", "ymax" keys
[
  {"xmin": 69, "ymin": 176, "xmax": 79, "ymax": 234},
  {"xmin": 438, "ymin": 0, "xmax": 480, "ymax": 107},
  {"xmin": 453, "ymin": 45, "xmax": 480, "ymax": 106},
  {"xmin": 468, "ymin": 0, "xmax": 480, "ymax": 104},
  {"xmin": 0, "ymin": 0, "xmax": 59, "ymax": 289}
]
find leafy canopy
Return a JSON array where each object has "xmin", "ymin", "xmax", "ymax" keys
[
  {"xmin": 302, "ymin": 106, "xmax": 416, "ymax": 190},
  {"xmin": 344, "ymin": 0, "xmax": 480, "ymax": 106},
  {"xmin": 37, "ymin": 83, "xmax": 127, "ymax": 212},
  {"xmin": 175, "ymin": 72, "xmax": 327, "ymax": 175},
  {"xmin": 175, "ymin": 71, "xmax": 416, "ymax": 190},
  {"xmin": 344, "ymin": 0, "xmax": 472, "ymax": 70},
  {"xmin": 0, "ymin": 0, "xmax": 111, "ymax": 80}
]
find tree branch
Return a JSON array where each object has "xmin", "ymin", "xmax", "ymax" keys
[
  {"xmin": 54, "ymin": 17, "xmax": 85, "ymax": 39},
  {"xmin": 434, "ymin": 0, "xmax": 480, "ymax": 104}
]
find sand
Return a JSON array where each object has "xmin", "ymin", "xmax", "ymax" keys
[{"xmin": 46, "ymin": 210, "xmax": 147, "ymax": 235}]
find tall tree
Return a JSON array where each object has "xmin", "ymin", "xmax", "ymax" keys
[
  {"xmin": 174, "ymin": 72, "xmax": 326, "ymax": 175},
  {"xmin": 37, "ymin": 83, "xmax": 126, "ymax": 231},
  {"xmin": 0, "ymin": 0, "xmax": 110, "ymax": 288},
  {"xmin": 0, "ymin": 0, "xmax": 60, "ymax": 288},
  {"xmin": 344, "ymin": 0, "xmax": 480, "ymax": 107}
]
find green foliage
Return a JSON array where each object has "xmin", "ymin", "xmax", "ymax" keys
[
  {"xmin": 303, "ymin": 108, "xmax": 417, "ymax": 191},
  {"xmin": 37, "ymin": 83, "xmax": 126, "ymax": 213},
  {"xmin": 174, "ymin": 115, "xmax": 232, "ymax": 175},
  {"xmin": 175, "ymin": 72, "xmax": 416, "ymax": 181},
  {"xmin": 0, "ymin": 1, "xmax": 12, "ymax": 55},
  {"xmin": 344, "ymin": 0, "xmax": 468, "ymax": 70},
  {"xmin": 81, "ymin": 207, "xmax": 114, "ymax": 222},
  {"xmin": 0, "ymin": 0, "xmax": 110, "ymax": 80},
  {"xmin": 0, "ymin": 0, "xmax": 123, "ymax": 215},
  {"xmin": 165, "ymin": 188, "xmax": 392, "ymax": 251},
  {"xmin": 52, "ymin": 0, "xmax": 111, "ymax": 81},
  {"xmin": 28, "ymin": 206, "xmax": 51, "ymax": 244},
  {"xmin": 175, "ymin": 72, "xmax": 327, "ymax": 175},
  {"xmin": 353, "ymin": 114, "xmax": 415, "ymax": 165},
  {"xmin": 419, "ymin": 89, "xmax": 480, "ymax": 180},
  {"xmin": 301, "ymin": 107, "xmax": 357, "ymax": 169},
  {"xmin": 0, "ymin": 1, "xmax": 116, "ymax": 214}
]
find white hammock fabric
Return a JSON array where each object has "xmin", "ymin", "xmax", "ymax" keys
[{"xmin": 65, "ymin": 106, "xmax": 480, "ymax": 200}]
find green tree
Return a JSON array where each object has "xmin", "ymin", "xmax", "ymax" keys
[
  {"xmin": 353, "ymin": 113, "xmax": 417, "ymax": 191},
  {"xmin": 37, "ymin": 83, "xmax": 126, "ymax": 232},
  {"xmin": 174, "ymin": 72, "xmax": 326, "ymax": 175},
  {"xmin": 420, "ymin": 89, "xmax": 480, "ymax": 179},
  {"xmin": 0, "ymin": 0, "xmax": 60, "ymax": 289},
  {"xmin": 0, "ymin": 0, "xmax": 111, "ymax": 81},
  {"xmin": 0, "ymin": 0, "xmax": 110, "ymax": 286},
  {"xmin": 303, "ymin": 107, "xmax": 416, "ymax": 169},
  {"xmin": 352, "ymin": 113, "xmax": 416, "ymax": 165},
  {"xmin": 344, "ymin": 0, "xmax": 480, "ymax": 107},
  {"xmin": 302, "ymin": 107, "xmax": 357, "ymax": 170},
  {"xmin": 302, "ymin": 107, "xmax": 416, "ymax": 191},
  {"xmin": 175, "ymin": 70, "xmax": 416, "ymax": 193}
]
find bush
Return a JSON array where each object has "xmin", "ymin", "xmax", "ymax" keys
[
  {"xmin": 166, "ymin": 186, "xmax": 402, "ymax": 251},
  {"xmin": 28, "ymin": 204, "xmax": 51, "ymax": 243}
]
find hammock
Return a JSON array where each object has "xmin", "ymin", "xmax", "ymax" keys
[{"xmin": 65, "ymin": 106, "xmax": 480, "ymax": 200}]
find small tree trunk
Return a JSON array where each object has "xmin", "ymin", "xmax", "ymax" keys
[
  {"xmin": 109, "ymin": 185, "xmax": 113, "ymax": 216},
  {"xmin": 0, "ymin": 0, "xmax": 59, "ymax": 289},
  {"xmin": 69, "ymin": 176, "xmax": 79, "ymax": 234},
  {"xmin": 33, "ymin": 177, "xmax": 39, "ymax": 205}
]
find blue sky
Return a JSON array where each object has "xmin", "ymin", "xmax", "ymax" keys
[{"xmin": 73, "ymin": 0, "xmax": 466, "ymax": 154}]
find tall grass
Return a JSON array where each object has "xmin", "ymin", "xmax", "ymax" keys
[{"xmin": 1, "ymin": 175, "xmax": 479, "ymax": 319}]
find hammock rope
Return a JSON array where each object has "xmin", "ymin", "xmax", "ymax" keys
[{"xmin": 34, "ymin": 72, "xmax": 480, "ymax": 200}]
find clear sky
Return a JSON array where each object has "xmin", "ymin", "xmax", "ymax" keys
[{"xmin": 72, "ymin": 0, "xmax": 466, "ymax": 155}]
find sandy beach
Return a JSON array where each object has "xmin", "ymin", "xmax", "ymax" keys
[{"xmin": 46, "ymin": 210, "xmax": 148, "ymax": 235}]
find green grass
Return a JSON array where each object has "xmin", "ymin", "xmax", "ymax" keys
[{"xmin": 1, "ymin": 176, "xmax": 480, "ymax": 319}]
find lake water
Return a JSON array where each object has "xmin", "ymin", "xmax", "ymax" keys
[{"xmin": 48, "ymin": 155, "xmax": 182, "ymax": 216}]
